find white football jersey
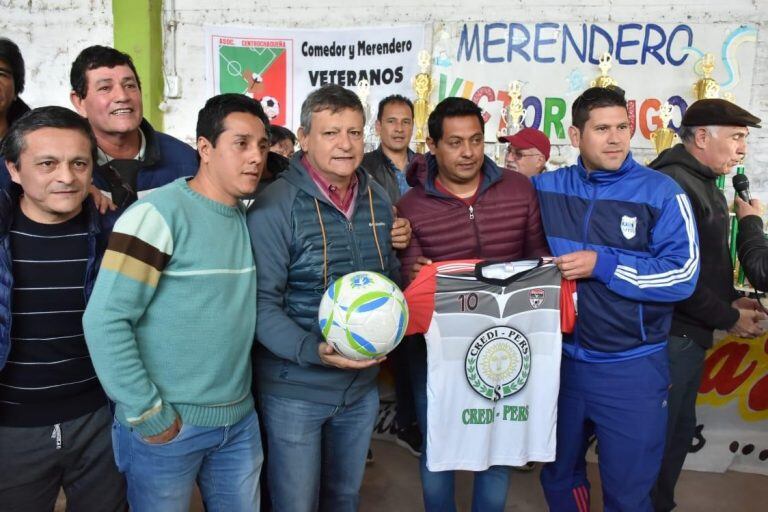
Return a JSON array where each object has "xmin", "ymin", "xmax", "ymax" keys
[{"xmin": 404, "ymin": 259, "xmax": 575, "ymax": 471}]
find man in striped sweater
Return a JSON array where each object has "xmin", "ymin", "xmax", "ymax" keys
[
  {"xmin": 0, "ymin": 106, "xmax": 126, "ymax": 510},
  {"xmin": 83, "ymin": 94, "xmax": 269, "ymax": 512}
]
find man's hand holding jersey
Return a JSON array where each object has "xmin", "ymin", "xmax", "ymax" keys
[{"xmin": 555, "ymin": 250, "xmax": 598, "ymax": 280}]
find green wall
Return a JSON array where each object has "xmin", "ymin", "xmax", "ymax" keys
[{"xmin": 112, "ymin": 0, "xmax": 163, "ymax": 130}]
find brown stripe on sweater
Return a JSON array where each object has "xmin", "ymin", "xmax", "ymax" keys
[{"xmin": 107, "ymin": 232, "xmax": 171, "ymax": 272}]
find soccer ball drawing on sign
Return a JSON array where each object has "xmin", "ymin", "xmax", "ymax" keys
[
  {"xmin": 261, "ymin": 96, "xmax": 280, "ymax": 120},
  {"xmin": 318, "ymin": 271, "xmax": 408, "ymax": 361}
]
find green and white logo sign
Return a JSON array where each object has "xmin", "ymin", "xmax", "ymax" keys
[{"xmin": 465, "ymin": 326, "xmax": 531, "ymax": 401}]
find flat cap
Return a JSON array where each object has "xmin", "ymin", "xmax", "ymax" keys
[{"xmin": 681, "ymin": 99, "xmax": 761, "ymax": 128}]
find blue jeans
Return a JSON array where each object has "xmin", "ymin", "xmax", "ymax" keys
[
  {"xmin": 259, "ymin": 387, "xmax": 378, "ymax": 512},
  {"xmin": 112, "ymin": 410, "xmax": 262, "ymax": 512},
  {"xmin": 407, "ymin": 335, "xmax": 510, "ymax": 512}
]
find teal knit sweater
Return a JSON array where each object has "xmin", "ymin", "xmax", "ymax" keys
[{"xmin": 83, "ymin": 178, "xmax": 256, "ymax": 436}]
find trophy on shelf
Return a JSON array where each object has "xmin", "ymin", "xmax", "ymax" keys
[
  {"xmin": 650, "ymin": 102, "xmax": 680, "ymax": 155},
  {"xmin": 591, "ymin": 52, "xmax": 618, "ymax": 89},
  {"xmin": 499, "ymin": 81, "xmax": 525, "ymax": 136},
  {"xmin": 412, "ymin": 50, "xmax": 434, "ymax": 154},
  {"xmin": 355, "ymin": 79, "xmax": 376, "ymax": 150},
  {"xmin": 693, "ymin": 53, "xmax": 720, "ymax": 100},
  {"xmin": 496, "ymin": 81, "xmax": 526, "ymax": 164}
]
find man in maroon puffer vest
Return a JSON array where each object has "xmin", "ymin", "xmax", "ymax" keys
[{"xmin": 395, "ymin": 96, "xmax": 549, "ymax": 512}]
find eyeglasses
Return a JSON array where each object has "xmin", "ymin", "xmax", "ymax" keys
[{"xmin": 506, "ymin": 148, "xmax": 541, "ymax": 160}]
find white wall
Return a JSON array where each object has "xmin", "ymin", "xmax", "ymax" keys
[
  {"xmin": 1, "ymin": 0, "xmax": 114, "ymax": 112},
  {"xmin": 3, "ymin": 0, "xmax": 768, "ymax": 194},
  {"xmin": 161, "ymin": 1, "xmax": 768, "ymax": 187}
]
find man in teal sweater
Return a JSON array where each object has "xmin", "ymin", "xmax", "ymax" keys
[{"xmin": 83, "ymin": 94, "xmax": 270, "ymax": 512}]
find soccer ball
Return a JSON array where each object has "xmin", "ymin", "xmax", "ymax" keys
[
  {"xmin": 261, "ymin": 96, "xmax": 280, "ymax": 120},
  {"xmin": 318, "ymin": 271, "xmax": 408, "ymax": 361}
]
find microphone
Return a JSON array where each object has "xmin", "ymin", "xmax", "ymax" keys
[{"xmin": 733, "ymin": 174, "xmax": 752, "ymax": 203}]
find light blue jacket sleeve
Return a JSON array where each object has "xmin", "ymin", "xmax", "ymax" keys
[{"xmin": 591, "ymin": 191, "xmax": 700, "ymax": 302}]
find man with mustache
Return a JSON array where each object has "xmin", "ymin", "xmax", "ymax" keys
[
  {"xmin": 0, "ymin": 106, "xmax": 126, "ymax": 510},
  {"xmin": 499, "ymin": 127, "xmax": 550, "ymax": 179},
  {"xmin": 649, "ymin": 99, "xmax": 765, "ymax": 512},
  {"xmin": 396, "ymin": 96, "xmax": 549, "ymax": 511},
  {"xmin": 362, "ymin": 94, "xmax": 422, "ymax": 459},
  {"xmin": 69, "ymin": 46, "xmax": 197, "ymax": 221}
]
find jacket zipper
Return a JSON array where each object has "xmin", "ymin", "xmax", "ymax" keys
[
  {"xmin": 468, "ymin": 204, "xmax": 482, "ymax": 256},
  {"xmin": 582, "ymin": 183, "xmax": 597, "ymax": 250},
  {"xmin": 574, "ymin": 180, "xmax": 598, "ymax": 355}
]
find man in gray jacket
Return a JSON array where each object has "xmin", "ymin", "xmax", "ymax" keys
[
  {"xmin": 247, "ymin": 85, "xmax": 399, "ymax": 512},
  {"xmin": 362, "ymin": 94, "xmax": 416, "ymax": 204},
  {"xmin": 361, "ymin": 93, "xmax": 421, "ymax": 457}
]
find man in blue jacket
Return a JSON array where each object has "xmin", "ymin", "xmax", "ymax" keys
[
  {"xmin": 247, "ymin": 85, "xmax": 399, "ymax": 512},
  {"xmin": 69, "ymin": 46, "xmax": 197, "ymax": 224},
  {"xmin": 0, "ymin": 106, "xmax": 125, "ymax": 510},
  {"xmin": 533, "ymin": 87, "xmax": 700, "ymax": 512}
]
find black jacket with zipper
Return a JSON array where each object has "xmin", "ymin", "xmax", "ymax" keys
[{"xmin": 651, "ymin": 144, "xmax": 740, "ymax": 348}]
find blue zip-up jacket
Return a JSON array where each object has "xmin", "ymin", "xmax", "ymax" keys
[
  {"xmin": 247, "ymin": 154, "xmax": 399, "ymax": 406},
  {"xmin": 0, "ymin": 186, "xmax": 108, "ymax": 369},
  {"xmin": 533, "ymin": 153, "xmax": 700, "ymax": 362}
]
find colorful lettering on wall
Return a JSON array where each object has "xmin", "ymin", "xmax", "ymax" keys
[{"xmin": 698, "ymin": 334, "xmax": 768, "ymax": 422}]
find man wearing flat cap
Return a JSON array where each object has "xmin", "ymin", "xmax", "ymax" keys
[
  {"xmin": 499, "ymin": 127, "xmax": 550, "ymax": 178},
  {"xmin": 649, "ymin": 99, "xmax": 765, "ymax": 511}
]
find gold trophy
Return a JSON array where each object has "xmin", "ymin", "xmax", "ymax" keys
[
  {"xmin": 591, "ymin": 53, "xmax": 618, "ymax": 89},
  {"xmin": 650, "ymin": 102, "xmax": 680, "ymax": 155},
  {"xmin": 693, "ymin": 53, "xmax": 720, "ymax": 100},
  {"xmin": 412, "ymin": 50, "xmax": 433, "ymax": 154}
]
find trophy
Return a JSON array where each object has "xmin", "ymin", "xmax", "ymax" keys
[
  {"xmin": 650, "ymin": 102, "xmax": 680, "ymax": 155},
  {"xmin": 412, "ymin": 50, "xmax": 434, "ymax": 154},
  {"xmin": 498, "ymin": 81, "xmax": 525, "ymax": 137},
  {"xmin": 591, "ymin": 53, "xmax": 618, "ymax": 89},
  {"xmin": 495, "ymin": 81, "xmax": 526, "ymax": 165},
  {"xmin": 355, "ymin": 79, "xmax": 375, "ymax": 149},
  {"xmin": 693, "ymin": 53, "xmax": 720, "ymax": 100}
]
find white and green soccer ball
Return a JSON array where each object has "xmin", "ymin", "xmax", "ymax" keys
[{"xmin": 318, "ymin": 271, "xmax": 409, "ymax": 361}]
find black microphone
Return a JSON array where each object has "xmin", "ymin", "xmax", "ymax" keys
[{"xmin": 733, "ymin": 174, "xmax": 752, "ymax": 203}]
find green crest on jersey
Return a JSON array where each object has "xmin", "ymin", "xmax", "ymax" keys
[{"xmin": 465, "ymin": 326, "xmax": 531, "ymax": 401}]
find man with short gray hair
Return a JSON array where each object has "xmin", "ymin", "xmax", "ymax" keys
[
  {"xmin": 247, "ymin": 84, "xmax": 400, "ymax": 512},
  {"xmin": 650, "ymin": 98, "xmax": 765, "ymax": 511}
]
